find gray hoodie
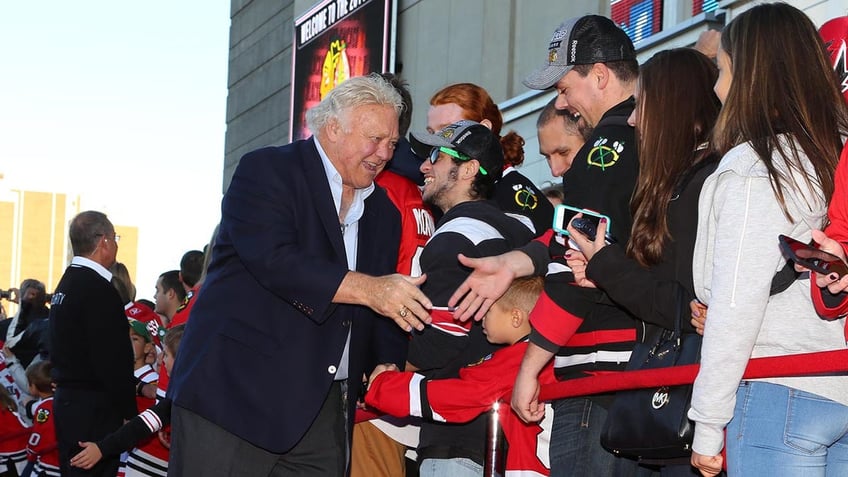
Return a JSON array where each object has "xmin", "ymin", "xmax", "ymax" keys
[{"xmin": 689, "ymin": 136, "xmax": 848, "ymax": 456}]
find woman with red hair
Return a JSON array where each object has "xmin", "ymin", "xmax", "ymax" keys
[{"xmin": 426, "ymin": 83, "xmax": 554, "ymax": 236}]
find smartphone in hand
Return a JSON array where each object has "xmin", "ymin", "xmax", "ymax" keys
[
  {"xmin": 778, "ymin": 234, "xmax": 848, "ymax": 278},
  {"xmin": 552, "ymin": 204, "xmax": 613, "ymax": 239},
  {"xmin": 570, "ymin": 217, "xmax": 617, "ymax": 244}
]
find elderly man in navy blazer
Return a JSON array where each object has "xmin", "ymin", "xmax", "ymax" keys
[{"xmin": 167, "ymin": 73, "xmax": 433, "ymax": 477}]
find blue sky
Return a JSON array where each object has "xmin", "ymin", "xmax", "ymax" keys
[{"xmin": 0, "ymin": 1, "xmax": 231, "ymax": 299}]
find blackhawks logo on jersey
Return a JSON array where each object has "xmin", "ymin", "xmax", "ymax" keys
[
  {"xmin": 513, "ymin": 185, "xmax": 539, "ymax": 211},
  {"xmin": 36, "ymin": 407, "xmax": 50, "ymax": 424},
  {"xmin": 586, "ymin": 137, "xmax": 625, "ymax": 170}
]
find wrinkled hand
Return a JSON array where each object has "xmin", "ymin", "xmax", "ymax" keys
[
  {"xmin": 564, "ymin": 249, "xmax": 596, "ymax": 289},
  {"xmin": 364, "ymin": 274, "xmax": 432, "ymax": 332},
  {"xmin": 808, "ymin": 229, "xmax": 848, "ymax": 293},
  {"xmin": 70, "ymin": 441, "xmax": 102, "ymax": 469},
  {"xmin": 693, "ymin": 29, "xmax": 721, "ymax": 59},
  {"xmin": 511, "ymin": 370, "xmax": 545, "ymax": 423},
  {"xmin": 368, "ymin": 363, "xmax": 398, "ymax": 390},
  {"xmin": 690, "ymin": 299, "xmax": 707, "ymax": 336},
  {"xmin": 449, "ymin": 254, "xmax": 516, "ymax": 322},
  {"xmin": 691, "ymin": 450, "xmax": 723, "ymax": 477}
]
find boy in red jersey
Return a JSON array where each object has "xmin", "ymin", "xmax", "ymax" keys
[
  {"xmin": 366, "ymin": 277, "xmax": 555, "ymax": 476},
  {"xmin": 25, "ymin": 361, "xmax": 58, "ymax": 477}
]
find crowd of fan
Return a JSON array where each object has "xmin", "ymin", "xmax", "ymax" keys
[{"xmin": 2, "ymin": 4, "xmax": 848, "ymax": 477}]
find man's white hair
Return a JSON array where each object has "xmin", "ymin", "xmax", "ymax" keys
[{"xmin": 306, "ymin": 73, "xmax": 403, "ymax": 133}]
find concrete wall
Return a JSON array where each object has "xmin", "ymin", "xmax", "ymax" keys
[
  {"xmin": 223, "ymin": 0, "xmax": 295, "ymax": 191},
  {"xmin": 222, "ymin": 0, "xmax": 848, "ymax": 191}
]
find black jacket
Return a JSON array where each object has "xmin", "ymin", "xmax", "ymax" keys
[{"xmin": 586, "ymin": 155, "xmax": 719, "ymax": 332}]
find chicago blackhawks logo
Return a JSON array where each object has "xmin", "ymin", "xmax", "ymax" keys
[
  {"xmin": 36, "ymin": 408, "xmax": 50, "ymax": 424},
  {"xmin": 320, "ymin": 38, "xmax": 350, "ymax": 100},
  {"xmin": 513, "ymin": 185, "xmax": 539, "ymax": 211},
  {"xmin": 586, "ymin": 137, "xmax": 625, "ymax": 170}
]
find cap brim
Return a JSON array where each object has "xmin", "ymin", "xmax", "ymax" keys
[
  {"xmin": 522, "ymin": 64, "xmax": 572, "ymax": 90},
  {"xmin": 409, "ymin": 130, "xmax": 455, "ymax": 157}
]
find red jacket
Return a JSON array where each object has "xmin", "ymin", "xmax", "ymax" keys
[
  {"xmin": 375, "ymin": 170, "xmax": 434, "ymax": 276},
  {"xmin": 812, "ymin": 143, "xmax": 848, "ymax": 323},
  {"xmin": 0, "ymin": 407, "xmax": 29, "ymax": 475},
  {"xmin": 27, "ymin": 397, "xmax": 59, "ymax": 475},
  {"xmin": 367, "ymin": 341, "xmax": 555, "ymax": 476}
]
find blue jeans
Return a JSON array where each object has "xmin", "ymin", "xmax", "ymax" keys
[
  {"xmin": 550, "ymin": 397, "xmax": 642, "ymax": 477},
  {"xmin": 419, "ymin": 458, "xmax": 483, "ymax": 477},
  {"xmin": 727, "ymin": 381, "xmax": 848, "ymax": 476}
]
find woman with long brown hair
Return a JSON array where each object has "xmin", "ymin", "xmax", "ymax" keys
[
  {"xmin": 426, "ymin": 83, "xmax": 554, "ymax": 235},
  {"xmin": 685, "ymin": 4, "xmax": 848, "ymax": 476},
  {"xmin": 566, "ymin": 47, "xmax": 721, "ymax": 476}
]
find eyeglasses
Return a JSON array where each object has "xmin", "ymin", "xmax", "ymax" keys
[
  {"xmin": 429, "ymin": 147, "xmax": 488, "ymax": 176},
  {"xmin": 96, "ymin": 233, "xmax": 121, "ymax": 243}
]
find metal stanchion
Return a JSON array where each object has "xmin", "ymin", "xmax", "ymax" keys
[{"xmin": 484, "ymin": 401, "xmax": 505, "ymax": 477}]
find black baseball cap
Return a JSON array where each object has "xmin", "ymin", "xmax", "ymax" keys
[
  {"xmin": 410, "ymin": 120, "xmax": 504, "ymax": 181},
  {"xmin": 523, "ymin": 15, "xmax": 637, "ymax": 90}
]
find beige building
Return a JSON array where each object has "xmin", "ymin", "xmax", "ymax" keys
[
  {"xmin": 0, "ymin": 189, "xmax": 139, "ymax": 316},
  {"xmin": 221, "ymin": 0, "xmax": 847, "ymax": 191}
]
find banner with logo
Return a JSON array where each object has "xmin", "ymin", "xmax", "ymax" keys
[{"xmin": 290, "ymin": 0, "xmax": 396, "ymax": 141}]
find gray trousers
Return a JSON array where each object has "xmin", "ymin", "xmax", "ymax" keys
[{"xmin": 167, "ymin": 382, "xmax": 347, "ymax": 476}]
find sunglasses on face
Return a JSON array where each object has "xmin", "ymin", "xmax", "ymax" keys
[{"xmin": 428, "ymin": 147, "xmax": 488, "ymax": 175}]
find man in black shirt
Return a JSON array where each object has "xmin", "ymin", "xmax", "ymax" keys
[
  {"xmin": 49, "ymin": 210, "xmax": 136, "ymax": 476},
  {"xmin": 407, "ymin": 120, "xmax": 533, "ymax": 475}
]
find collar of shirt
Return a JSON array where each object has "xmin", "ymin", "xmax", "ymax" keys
[
  {"xmin": 71, "ymin": 256, "xmax": 113, "ymax": 282},
  {"xmin": 313, "ymin": 136, "xmax": 375, "ymax": 227}
]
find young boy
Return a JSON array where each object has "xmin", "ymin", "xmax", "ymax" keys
[
  {"xmin": 25, "ymin": 360, "xmax": 58, "ymax": 477},
  {"xmin": 366, "ymin": 277, "xmax": 556, "ymax": 476},
  {"xmin": 129, "ymin": 319, "xmax": 158, "ymax": 390},
  {"xmin": 69, "ymin": 325, "xmax": 185, "ymax": 475},
  {"xmin": 122, "ymin": 319, "xmax": 162, "ymax": 476}
]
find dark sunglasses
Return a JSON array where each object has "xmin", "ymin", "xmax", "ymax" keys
[{"xmin": 428, "ymin": 147, "xmax": 488, "ymax": 175}]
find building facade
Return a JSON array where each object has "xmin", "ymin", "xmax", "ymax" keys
[
  {"xmin": 221, "ymin": 0, "xmax": 848, "ymax": 191},
  {"xmin": 0, "ymin": 189, "xmax": 139, "ymax": 316}
]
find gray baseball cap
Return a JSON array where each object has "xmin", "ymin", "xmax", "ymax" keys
[{"xmin": 523, "ymin": 15, "xmax": 637, "ymax": 90}]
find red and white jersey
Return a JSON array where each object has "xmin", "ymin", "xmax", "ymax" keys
[
  {"xmin": 376, "ymin": 170, "xmax": 434, "ymax": 276},
  {"xmin": 128, "ymin": 365, "xmax": 168, "ymax": 475},
  {"xmin": 156, "ymin": 286, "xmax": 199, "ymax": 400},
  {"xmin": 27, "ymin": 397, "xmax": 59, "ymax": 477},
  {"xmin": 367, "ymin": 341, "xmax": 555, "ymax": 476},
  {"xmin": 0, "ymin": 355, "xmax": 25, "ymax": 412},
  {"xmin": 133, "ymin": 364, "xmax": 158, "ymax": 415},
  {"xmin": 0, "ymin": 408, "xmax": 29, "ymax": 475},
  {"xmin": 125, "ymin": 446, "xmax": 168, "ymax": 477}
]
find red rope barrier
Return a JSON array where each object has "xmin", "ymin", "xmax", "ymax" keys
[
  {"xmin": 538, "ymin": 348, "xmax": 848, "ymax": 402},
  {"xmin": 356, "ymin": 349, "xmax": 848, "ymax": 424}
]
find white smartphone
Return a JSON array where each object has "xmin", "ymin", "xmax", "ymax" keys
[{"xmin": 552, "ymin": 204, "xmax": 613, "ymax": 238}]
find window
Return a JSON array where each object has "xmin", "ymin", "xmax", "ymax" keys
[{"xmin": 611, "ymin": 0, "xmax": 663, "ymax": 43}]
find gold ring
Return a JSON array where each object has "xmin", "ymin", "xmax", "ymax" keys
[{"xmin": 399, "ymin": 306, "xmax": 408, "ymax": 318}]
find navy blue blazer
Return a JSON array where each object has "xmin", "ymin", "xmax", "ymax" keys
[{"xmin": 168, "ymin": 138, "xmax": 404, "ymax": 453}]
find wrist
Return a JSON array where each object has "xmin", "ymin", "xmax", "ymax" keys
[{"xmin": 136, "ymin": 380, "xmax": 147, "ymax": 397}]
